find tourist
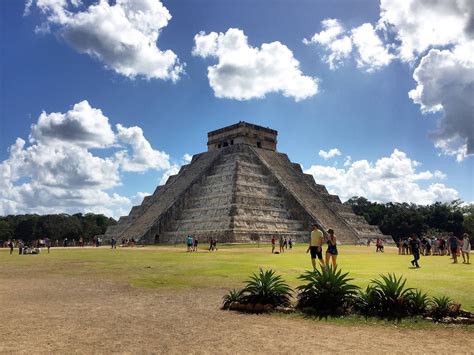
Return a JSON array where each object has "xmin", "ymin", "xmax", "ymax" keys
[
  {"xmin": 284, "ymin": 237, "xmax": 288, "ymax": 249},
  {"xmin": 111, "ymin": 237, "xmax": 117, "ymax": 249},
  {"xmin": 306, "ymin": 224, "xmax": 325, "ymax": 272},
  {"xmin": 367, "ymin": 238, "xmax": 371, "ymax": 247},
  {"xmin": 325, "ymin": 228, "xmax": 338, "ymax": 269},
  {"xmin": 46, "ymin": 238, "xmax": 51, "ymax": 253},
  {"xmin": 271, "ymin": 235, "xmax": 276, "ymax": 254},
  {"xmin": 288, "ymin": 238, "xmax": 293, "ymax": 249},
  {"xmin": 461, "ymin": 233, "xmax": 471, "ymax": 264},
  {"xmin": 186, "ymin": 235, "xmax": 193, "ymax": 252},
  {"xmin": 448, "ymin": 234, "xmax": 459, "ymax": 264},
  {"xmin": 425, "ymin": 237, "xmax": 432, "ymax": 256},
  {"xmin": 193, "ymin": 237, "xmax": 199, "ymax": 252},
  {"xmin": 376, "ymin": 238, "xmax": 384, "ymax": 252},
  {"xmin": 409, "ymin": 235, "xmax": 421, "ymax": 268},
  {"xmin": 212, "ymin": 238, "xmax": 217, "ymax": 251},
  {"xmin": 279, "ymin": 236, "xmax": 285, "ymax": 253},
  {"xmin": 209, "ymin": 238, "xmax": 214, "ymax": 251},
  {"xmin": 8, "ymin": 240, "xmax": 14, "ymax": 255}
]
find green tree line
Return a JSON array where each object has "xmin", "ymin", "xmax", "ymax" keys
[
  {"xmin": 345, "ymin": 197, "xmax": 473, "ymax": 242},
  {"xmin": 0, "ymin": 213, "xmax": 117, "ymax": 242}
]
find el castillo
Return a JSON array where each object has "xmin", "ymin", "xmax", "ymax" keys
[{"xmin": 105, "ymin": 121, "xmax": 392, "ymax": 245}]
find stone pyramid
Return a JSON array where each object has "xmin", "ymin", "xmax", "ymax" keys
[{"xmin": 105, "ymin": 122, "xmax": 391, "ymax": 244}]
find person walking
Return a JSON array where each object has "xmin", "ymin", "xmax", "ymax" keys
[
  {"xmin": 8, "ymin": 240, "xmax": 14, "ymax": 255},
  {"xmin": 307, "ymin": 224, "xmax": 325, "ymax": 272},
  {"xmin": 288, "ymin": 238, "xmax": 293, "ymax": 250},
  {"xmin": 448, "ymin": 234, "xmax": 459, "ymax": 263},
  {"xmin": 409, "ymin": 235, "xmax": 421, "ymax": 268},
  {"xmin": 111, "ymin": 237, "xmax": 117, "ymax": 249},
  {"xmin": 325, "ymin": 229, "xmax": 338, "ymax": 269},
  {"xmin": 461, "ymin": 233, "xmax": 471, "ymax": 264}
]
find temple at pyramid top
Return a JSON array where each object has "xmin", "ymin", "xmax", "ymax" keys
[
  {"xmin": 105, "ymin": 121, "xmax": 392, "ymax": 245},
  {"xmin": 208, "ymin": 121, "xmax": 278, "ymax": 151}
]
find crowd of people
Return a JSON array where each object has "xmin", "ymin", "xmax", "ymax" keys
[
  {"xmin": 270, "ymin": 236, "xmax": 293, "ymax": 254},
  {"xmin": 397, "ymin": 233, "xmax": 471, "ymax": 266}
]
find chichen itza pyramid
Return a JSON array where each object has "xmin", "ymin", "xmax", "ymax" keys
[{"xmin": 105, "ymin": 122, "xmax": 391, "ymax": 244}]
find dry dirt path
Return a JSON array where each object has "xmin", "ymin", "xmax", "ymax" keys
[{"xmin": 0, "ymin": 275, "xmax": 473, "ymax": 354}]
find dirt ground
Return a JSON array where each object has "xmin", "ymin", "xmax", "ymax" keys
[{"xmin": 1, "ymin": 273, "xmax": 473, "ymax": 354}]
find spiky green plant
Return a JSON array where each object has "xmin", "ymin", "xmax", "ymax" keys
[
  {"xmin": 296, "ymin": 266, "xmax": 359, "ymax": 316},
  {"xmin": 430, "ymin": 295, "xmax": 454, "ymax": 320},
  {"xmin": 239, "ymin": 269, "xmax": 292, "ymax": 307},
  {"xmin": 222, "ymin": 288, "xmax": 242, "ymax": 309},
  {"xmin": 353, "ymin": 285, "xmax": 379, "ymax": 317},
  {"xmin": 407, "ymin": 289, "xmax": 430, "ymax": 316},
  {"xmin": 370, "ymin": 273, "xmax": 413, "ymax": 320}
]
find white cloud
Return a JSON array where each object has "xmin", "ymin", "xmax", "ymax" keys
[
  {"xmin": 408, "ymin": 41, "xmax": 474, "ymax": 161},
  {"xmin": 305, "ymin": 149, "xmax": 459, "ymax": 205},
  {"xmin": 30, "ymin": 100, "xmax": 115, "ymax": 148},
  {"xmin": 193, "ymin": 28, "xmax": 318, "ymax": 101},
  {"xmin": 304, "ymin": 19, "xmax": 392, "ymax": 72},
  {"xmin": 27, "ymin": 0, "xmax": 183, "ymax": 81},
  {"xmin": 0, "ymin": 101, "xmax": 172, "ymax": 218},
  {"xmin": 303, "ymin": 18, "xmax": 352, "ymax": 70},
  {"xmin": 318, "ymin": 148, "xmax": 341, "ymax": 160},
  {"xmin": 351, "ymin": 23, "xmax": 394, "ymax": 72},
  {"xmin": 115, "ymin": 124, "xmax": 171, "ymax": 172},
  {"xmin": 379, "ymin": 0, "xmax": 474, "ymax": 62}
]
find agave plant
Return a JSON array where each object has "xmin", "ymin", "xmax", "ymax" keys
[
  {"xmin": 353, "ymin": 285, "xmax": 379, "ymax": 317},
  {"xmin": 222, "ymin": 288, "xmax": 242, "ymax": 309},
  {"xmin": 429, "ymin": 295, "xmax": 454, "ymax": 320},
  {"xmin": 239, "ymin": 269, "xmax": 292, "ymax": 307},
  {"xmin": 296, "ymin": 266, "xmax": 359, "ymax": 316},
  {"xmin": 406, "ymin": 289, "xmax": 430, "ymax": 316},
  {"xmin": 370, "ymin": 273, "xmax": 413, "ymax": 320}
]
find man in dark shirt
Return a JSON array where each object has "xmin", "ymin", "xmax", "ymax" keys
[
  {"xmin": 409, "ymin": 235, "xmax": 421, "ymax": 268},
  {"xmin": 448, "ymin": 234, "xmax": 459, "ymax": 264}
]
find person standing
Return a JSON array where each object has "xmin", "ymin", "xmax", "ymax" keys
[
  {"xmin": 111, "ymin": 237, "xmax": 117, "ymax": 249},
  {"xmin": 409, "ymin": 235, "xmax": 421, "ymax": 268},
  {"xmin": 288, "ymin": 238, "xmax": 293, "ymax": 250},
  {"xmin": 307, "ymin": 224, "xmax": 325, "ymax": 272},
  {"xmin": 8, "ymin": 240, "xmax": 14, "ymax": 255},
  {"xmin": 186, "ymin": 235, "xmax": 193, "ymax": 252},
  {"xmin": 271, "ymin": 235, "xmax": 276, "ymax": 254},
  {"xmin": 448, "ymin": 234, "xmax": 459, "ymax": 264},
  {"xmin": 461, "ymin": 233, "xmax": 471, "ymax": 264},
  {"xmin": 325, "ymin": 229, "xmax": 338, "ymax": 269},
  {"xmin": 279, "ymin": 236, "xmax": 285, "ymax": 253}
]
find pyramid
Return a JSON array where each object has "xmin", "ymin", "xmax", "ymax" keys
[{"xmin": 105, "ymin": 122, "xmax": 392, "ymax": 244}]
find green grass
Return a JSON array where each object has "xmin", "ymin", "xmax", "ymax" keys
[{"xmin": 1, "ymin": 244, "xmax": 473, "ymax": 312}]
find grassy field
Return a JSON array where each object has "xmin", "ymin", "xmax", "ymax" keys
[{"xmin": 1, "ymin": 244, "xmax": 472, "ymax": 311}]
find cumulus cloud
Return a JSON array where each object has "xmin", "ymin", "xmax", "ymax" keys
[
  {"xmin": 303, "ymin": 18, "xmax": 352, "ymax": 70},
  {"xmin": 305, "ymin": 149, "xmax": 459, "ymax": 205},
  {"xmin": 0, "ymin": 101, "xmax": 172, "ymax": 218},
  {"xmin": 318, "ymin": 148, "xmax": 341, "ymax": 160},
  {"xmin": 193, "ymin": 28, "xmax": 318, "ymax": 101},
  {"xmin": 378, "ymin": 0, "xmax": 474, "ymax": 62},
  {"xmin": 115, "ymin": 124, "xmax": 170, "ymax": 172},
  {"xmin": 304, "ymin": 19, "xmax": 392, "ymax": 72},
  {"xmin": 408, "ymin": 42, "xmax": 474, "ymax": 161},
  {"xmin": 27, "ymin": 0, "xmax": 183, "ymax": 81},
  {"xmin": 351, "ymin": 23, "xmax": 394, "ymax": 72}
]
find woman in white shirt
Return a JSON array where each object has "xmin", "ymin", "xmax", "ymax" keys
[{"xmin": 461, "ymin": 233, "xmax": 471, "ymax": 264}]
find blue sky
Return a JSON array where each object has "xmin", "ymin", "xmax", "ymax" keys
[{"xmin": 0, "ymin": 0, "xmax": 472, "ymax": 218}]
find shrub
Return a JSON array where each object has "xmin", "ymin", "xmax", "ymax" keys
[
  {"xmin": 296, "ymin": 267, "xmax": 359, "ymax": 316},
  {"xmin": 239, "ymin": 269, "xmax": 292, "ymax": 307},
  {"xmin": 222, "ymin": 288, "xmax": 242, "ymax": 309},
  {"xmin": 370, "ymin": 273, "xmax": 413, "ymax": 320},
  {"xmin": 407, "ymin": 289, "xmax": 430, "ymax": 316},
  {"xmin": 353, "ymin": 285, "xmax": 379, "ymax": 317},
  {"xmin": 429, "ymin": 296, "xmax": 461, "ymax": 320}
]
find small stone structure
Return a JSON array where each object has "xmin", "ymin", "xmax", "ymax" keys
[{"xmin": 105, "ymin": 122, "xmax": 392, "ymax": 244}]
